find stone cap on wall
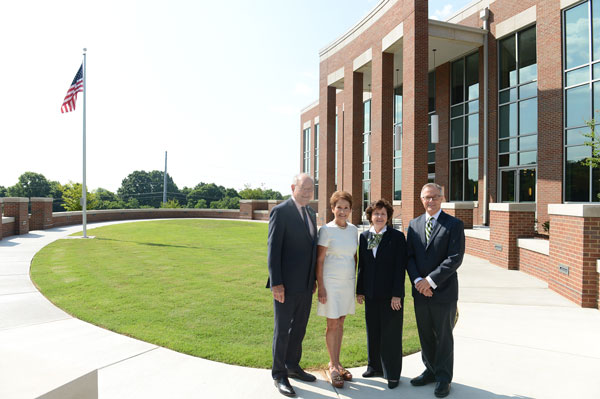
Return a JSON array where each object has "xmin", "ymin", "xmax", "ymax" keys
[
  {"xmin": 597, "ymin": 259, "xmax": 600, "ymax": 274},
  {"xmin": 489, "ymin": 203, "xmax": 536, "ymax": 212},
  {"xmin": 442, "ymin": 201, "xmax": 475, "ymax": 210},
  {"xmin": 465, "ymin": 228, "xmax": 490, "ymax": 241},
  {"xmin": 2, "ymin": 217, "xmax": 15, "ymax": 223},
  {"xmin": 517, "ymin": 238, "xmax": 550, "ymax": 256},
  {"xmin": 548, "ymin": 204, "xmax": 600, "ymax": 217},
  {"xmin": 52, "ymin": 208, "xmax": 239, "ymax": 217},
  {"xmin": 30, "ymin": 197, "xmax": 53, "ymax": 202},
  {"xmin": 1, "ymin": 197, "xmax": 29, "ymax": 203}
]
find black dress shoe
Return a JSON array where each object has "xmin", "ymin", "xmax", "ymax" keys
[
  {"xmin": 434, "ymin": 381, "xmax": 451, "ymax": 398},
  {"xmin": 287, "ymin": 367, "xmax": 316, "ymax": 382},
  {"xmin": 362, "ymin": 367, "xmax": 384, "ymax": 378},
  {"xmin": 274, "ymin": 377, "xmax": 296, "ymax": 397},
  {"xmin": 410, "ymin": 371, "xmax": 436, "ymax": 386},
  {"xmin": 388, "ymin": 379, "xmax": 399, "ymax": 389}
]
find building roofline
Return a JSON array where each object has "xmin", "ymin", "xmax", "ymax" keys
[{"xmin": 300, "ymin": 100, "xmax": 319, "ymax": 114}]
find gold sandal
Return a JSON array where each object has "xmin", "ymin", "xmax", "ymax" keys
[
  {"xmin": 330, "ymin": 369, "xmax": 344, "ymax": 388},
  {"xmin": 340, "ymin": 367, "xmax": 353, "ymax": 381}
]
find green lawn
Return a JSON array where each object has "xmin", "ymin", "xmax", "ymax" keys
[{"xmin": 30, "ymin": 219, "xmax": 419, "ymax": 369}]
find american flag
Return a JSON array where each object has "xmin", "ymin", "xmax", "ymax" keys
[{"xmin": 61, "ymin": 64, "xmax": 83, "ymax": 113}]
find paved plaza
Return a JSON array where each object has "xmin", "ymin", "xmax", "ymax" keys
[{"xmin": 1, "ymin": 221, "xmax": 599, "ymax": 398}]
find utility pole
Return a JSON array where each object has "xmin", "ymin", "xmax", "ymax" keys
[{"xmin": 163, "ymin": 151, "xmax": 168, "ymax": 203}]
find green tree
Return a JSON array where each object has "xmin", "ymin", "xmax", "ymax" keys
[
  {"xmin": 582, "ymin": 115, "xmax": 600, "ymax": 200},
  {"xmin": 210, "ymin": 196, "xmax": 240, "ymax": 209},
  {"xmin": 7, "ymin": 172, "xmax": 51, "ymax": 198},
  {"xmin": 160, "ymin": 199, "xmax": 182, "ymax": 208},
  {"xmin": 49, "ymin": 181, "xmax": 64, "ymax": 212},
  {"xmin": 118, "ymin": 170, "xmax": 179, "ymax": 208},
  {"xmin": 0, "ymin": 186, "xmax": 6, "ymax": 197},
  {"xmin": 239, "ymin": 184, "xmax": 283, "ymax": 200},
  {"xmin": 61, "ymin": 182, "xmax": 99, "ymax": 211},
  {"xmin": 193, "ymin": 199, "xmax": 208, "ymax": 208},
  {"xmin": 186, "ymin": 183, "xmax": 224, "ymax": 208}
]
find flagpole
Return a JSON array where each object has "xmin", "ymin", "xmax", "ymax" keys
[{"xmin": 82, "ymin": 48, "xmax": 88, "ymax": 238}]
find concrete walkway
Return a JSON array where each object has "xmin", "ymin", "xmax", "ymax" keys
[{"xmin": 1, "ymin": 221, "xmax": 599, "ymax": 399}]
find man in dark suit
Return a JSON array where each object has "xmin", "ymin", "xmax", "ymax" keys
[
  {"xmin": 406, "ymin": 183, "xmax": 465, "ymax": 398},
  {"xmin": 267, "ymin": 173, "xmax": 317, "ymax": 397}
]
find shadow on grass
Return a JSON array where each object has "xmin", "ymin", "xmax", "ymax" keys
[{"xmin": 94, "ymin": 237, "xmax": 203, "ymax": 250}]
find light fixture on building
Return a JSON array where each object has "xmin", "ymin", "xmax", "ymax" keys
[{"xmin": 431, "ymin": 49, "xmax": 439, "ymax": 144}]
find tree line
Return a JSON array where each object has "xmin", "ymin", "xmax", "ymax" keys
[{"xmin": 0, "ymin": 171, "xmax": 286, "ymax": 211}]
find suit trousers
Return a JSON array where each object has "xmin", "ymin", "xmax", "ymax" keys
[
  {"xmin": 272, "ymin": 291, "xmax": 313, "ymax": 379},
  {"xmin": 364, "ymin": 297, "xmax": 404, "ymax": 380},
  {"xmin": 414, "ymin": 299, "xmax": 457, "ymax": 383}
]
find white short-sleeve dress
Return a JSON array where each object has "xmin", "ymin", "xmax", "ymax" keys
[{"xmin": 317, "ymin": 221, "xmax": 358, "ymax": 318}]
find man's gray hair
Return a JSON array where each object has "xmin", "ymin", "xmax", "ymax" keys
[
  {"xmin": 421, "ymin": 183, "xmax": 444, "ymax": 197},
  {"xmin": 293, "ymin": 173, "xmax": 313, "ymax": 186}
]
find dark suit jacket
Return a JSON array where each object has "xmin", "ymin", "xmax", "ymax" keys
[
  {"xmin": 357, "ymin": 227, "xmax": 407, "ymax": 299},
  {"xmin": 406, "ymin": 211, "xmax": 465, "ymax": 303},
  {"xmin": 266, "ymin": 198, "xmax": 317, "ymax": 294}
]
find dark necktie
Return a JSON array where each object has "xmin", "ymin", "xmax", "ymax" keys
[{"xmin": 302, "ymin": 206, "xmax": 312, "ymax": 237}]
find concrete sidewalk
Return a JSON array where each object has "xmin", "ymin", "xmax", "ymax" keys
[{"xmin": 1, "ymin": 221, "xmax": 599, "ymax": 398}]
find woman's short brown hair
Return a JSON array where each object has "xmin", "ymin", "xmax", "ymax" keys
[
  {"xmin": 330, "ymin": 190, "xmax": 353, "ymax": 209},
  {"xmin": 365, "ymin": 198, "xmax": 394, "ymax": 226}
]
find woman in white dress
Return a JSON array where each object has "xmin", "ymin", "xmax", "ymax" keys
[{"xmin": 316, "ymin": 191, "xmax": 358, "ymax": 389}]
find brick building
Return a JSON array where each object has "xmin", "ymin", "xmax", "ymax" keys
[{"xmin": 300, "ymin": 0, "xmax": 599, "ymax": 230}]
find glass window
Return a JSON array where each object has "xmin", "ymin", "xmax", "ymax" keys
[
  {"xmin": 518, "ymin": 27, "xmax": 537, "ymax": 83},
  {"xmin": 519, "ymin": 82, "xmax": 537, "ymax": 99},
  {"xmin": 499, "ymin": 103, "xmax": 517, "ymax": 138},
  {"xmin": 499, "ymin": 35, "xmax": 516, "ymax": 89},
  {"xmin": 499, "ymin": 88, "xmax": 517, "ymax": 104},
  {"xmin": 314, "ymin": 123, "xmax": 319, "ymax": 200},
  {"xmin": 501, "ymin": 170, "xmax": 516, "ymax": 201},
  {"xmin": 519, "ymin": 98, "xmax": 538, "ymax": 135},
  {"xmin": 519, "ymin": 151, "xmax": 537, "ymax": 165},
  {"xmin": 519, "ymin": 169, "xmax": 536, "ymax": 202},
  {"xmin": 302, "ymin": 127, "xmax": 311, "ymax": 174},
  {"xmin": 593, "ymin": 0, "xmax": 600, "ymax": 61},
  {"xmin": 594, "ymin": 63, "xmax": 600, "ymax": 79},
  {"xmin": 429, "ymin": 71, "xmax": 436, "ymax": 113},
  {"xmin": 450, "ymin": 161, "xmax": 463, "ymax": 201},
  {"xmin": 565, "ymin": 145, "xmax": 591, "ymax": 201},
  {"xmin": 451, "ymin": 118, "xmax": 464, "ymax": 146},
  {"xmin": 466, "ymin": 52, "xmax": 479, "ymax": 100},
  {"xmin": 393, "ymin": 87, "xmax": 403, "ymax": 201},
  {"xmin": 566, "ymin": 66, "xmax": 590, "ymax": 87},
  {"xmin": 467, "ymin": 114, "xmax": 479, "ymax": 144},
  {"xmin": 566, "ymin": 84, "xmax": 591, "ymax": 127},
  {"xmin": 466, "ymin": 158, "xmax": 478, "ymax": 200},
  {"xmin": 594, "ymin": 81, "xmax": 600, "ymax": 111},
  {"xmin": 452, "ymin": 59, "xmax": 465, "ymax": 105},
  {"xmin": 565, "ymin": 2, "xmax": 590, "ymax": 69},
  {"xmin": 566, "ymin": 126, "xmax": 591, "ymax": 145},
  {"xmin": 520, "ymin": 135, "xmax": 537, "ymax": 151}
]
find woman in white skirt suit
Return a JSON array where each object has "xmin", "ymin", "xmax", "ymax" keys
[{"xmin": 315, "ymin": 190, "xmax": 358, "ymax": 388}]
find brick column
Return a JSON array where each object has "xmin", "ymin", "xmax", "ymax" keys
[
  {"xmin": 318, "ymin": 85, "xmax": 337, "ymax": 225},
  {"xmin": 239, "ymin": 200, "xmax": 256, "ymax": 220},
  {"xmin": 267, "ymin": 200, "xmax": 283, "ymax": 214},
  {"xmin": 2, "ymin": 197, "xmax": 29, "ymax": 235},
  {"xmin": 343, "ymin": 67, "xmax": 364, "ymax": 226},
  {"xmin": 30, "ymin": 197, "xmax": 54, "ymax": 231},
  {"xmin": 401, "ymin": 0, "xmax": 429, "ymax": 230},
  {"xmin": 489, "ymin": 203, "xmax": 535, "ymax": 270},
  {"xmin": 548, "ymin": 204, "xmax": 600, "ymax": 308},
  {"xmin": 536, "ymin": 1, "xmax": 563, "ymax": 234},
  {"xmin": 441, "ymin": 202, "xmax": 474, "ymax": 229},
  {"xmin": 370, "ymin": 47, "xmax": 394, "ymax": 203}
]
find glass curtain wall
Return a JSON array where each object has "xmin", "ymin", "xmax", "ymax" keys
[
  {"xmin": 314, "ymin": 123, "xmax": 319, "ymax": 200},
  {"xmin": 302, "ymin": 127, "xmax": 311, "ymax": 174},
  {"xmin": 450, "ymin": 53, "xmax": 480, "ymax": 201},
  {"xmin": 363, "ymin": 100, "xmax": 372, "ymax": 214},
  {"xmin": 498, "ymin": 26, "xmax": 537, "ymax": 202},
  {"xmin": 394, "ymin": 87, "xmax": 403, "ymax": 200},
  {"xmin": 428, "ymin": 71, "xmax": 436, "ymax": 182},
  {"xmin": 564, "ymin": 0, "xmax": 600, "ymax": 202}
]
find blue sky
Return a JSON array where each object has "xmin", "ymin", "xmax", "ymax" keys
[{"xmin": 0, "ymin": 0, "xmax": 473, "ymax": 195}]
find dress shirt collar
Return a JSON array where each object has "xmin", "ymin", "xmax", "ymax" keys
[
  {"xmin": 369, "ymin": 225, "xmax": 387, "ymax": 235},
  {"xmin": 425, "ymin": 209, "xmax": 442, "ymax": 221}
]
